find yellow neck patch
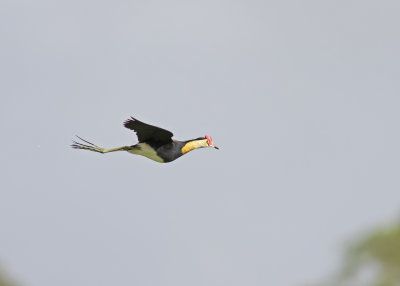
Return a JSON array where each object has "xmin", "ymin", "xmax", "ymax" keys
[{"xmin": 181, "ymin": 139, "xmax": 208, "ymax": 154}]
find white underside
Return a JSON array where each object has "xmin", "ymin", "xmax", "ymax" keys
[{"xmin": 127, "ymin": 143, "xmax": 164, "ymax": 163}]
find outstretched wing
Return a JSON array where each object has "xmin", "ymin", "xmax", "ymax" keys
[{"xmin": 123, "ymin": 117, "xmax": 174, "ymax": 144}]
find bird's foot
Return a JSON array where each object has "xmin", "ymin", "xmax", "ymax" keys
[{"xmin": 71, "ymin": 136, "xmax": 106, "ymax": 153}]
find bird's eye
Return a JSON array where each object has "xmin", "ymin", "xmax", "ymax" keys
[{"xmin": 206, "ymin": 140, "xmax": 209, "ymax": 145}]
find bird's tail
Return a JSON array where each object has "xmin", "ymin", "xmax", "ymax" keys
[{"xmin": 71, "ymin": 136, "xmax": 107, "ymax": 153}]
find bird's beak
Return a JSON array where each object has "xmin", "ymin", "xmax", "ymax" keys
[{"xmin": 211, "ymin": 145, "xmax": 219, "ymax": 150}]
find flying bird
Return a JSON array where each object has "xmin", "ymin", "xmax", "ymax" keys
[{"xmin": 71, "ymin": 116, "xmax": 219, "ymax": 163}]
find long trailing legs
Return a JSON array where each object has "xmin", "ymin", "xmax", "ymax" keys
[{"xmin": 71, "ymin": 136, "xmax": 131, "ymax": 154}]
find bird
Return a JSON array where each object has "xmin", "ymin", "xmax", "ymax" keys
[{"xmin": 71, "ymin": 116, "xmax": 219, "ymax": 163}]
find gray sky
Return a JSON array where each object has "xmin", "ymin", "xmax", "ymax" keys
[{"xmin": 1, "ymin": 0, "xmax": 400, "ymax": 285}]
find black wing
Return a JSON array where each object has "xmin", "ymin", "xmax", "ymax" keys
[{"xmin": 123, "ymin": 117, "xmax": 174, "ymax": 144}]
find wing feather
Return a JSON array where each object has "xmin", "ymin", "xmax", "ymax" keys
[{"xmin": 123, "ymin": 117, "xmax": 173, "ymax": 144}]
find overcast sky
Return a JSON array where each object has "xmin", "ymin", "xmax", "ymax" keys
[{"xmin": 1, "ymin": 1, "xmax": 400, "ymax": 286}]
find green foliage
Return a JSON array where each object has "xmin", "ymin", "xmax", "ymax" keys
[
  {"xmin": 0, "ymin": 270, "xmax": 16, "ymax": 286},
  {"xmin": 307, "ymin": 222, "xmax": 400, "ymax": 286},
  {"xmin": 343, "ymin": 223, "xmax": 400, "ymax": 286}
]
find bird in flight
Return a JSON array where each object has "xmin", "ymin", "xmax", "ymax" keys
[{"xmin": 71, "ymin": 116, "xmax": 219, "ymax": 163}]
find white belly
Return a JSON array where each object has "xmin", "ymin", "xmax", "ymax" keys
[{"xmin": 128, "ymin": 143, "xmax": 164, "ymax": 163}]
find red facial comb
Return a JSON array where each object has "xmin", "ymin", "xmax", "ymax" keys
[{"xmin": 205, "ymin": 135, "xmax": 213, "ymax": 145}]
